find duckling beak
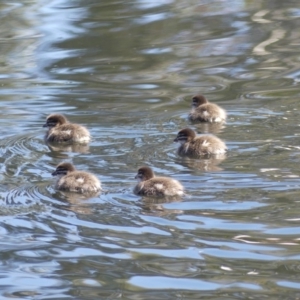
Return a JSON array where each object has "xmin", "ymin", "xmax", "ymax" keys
[
  {"xmin": 43, "ymin": 123, "xmax": 48, "ymax": 128},
  {"xmin": 51, "ymin": 170, "xmax": 58, "ymax": 176},
  {"xmin": 173, "ymin": 137, "xmax": 179, "ymax": 142}
]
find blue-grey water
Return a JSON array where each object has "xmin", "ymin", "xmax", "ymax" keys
[{"xmin": 1, "ymin": 0, "xmax": 300, "ymax": 298}]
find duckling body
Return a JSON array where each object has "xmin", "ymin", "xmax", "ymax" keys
[
  {"xmin": 52, "ymin": 162, "xmax": 101, "ymax": 193},
  {"xmin": 43, "ymin": 114, "xmax": 91, "ymax": 143},
  {"xmin": 174, "ymin": 128, "xmax": 227, "ymax": 157},
  {"xmin": 134, "ymin": 166, "xmax": 184, "ymax": 197},
  {"xmin": 188, "ymin": 95, "xmax": 226, "ymax": 123}
]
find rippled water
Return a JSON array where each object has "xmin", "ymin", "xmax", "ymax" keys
[{"xmin": 1, "ymin": 0, "xmax": 300, "ymax": 298}]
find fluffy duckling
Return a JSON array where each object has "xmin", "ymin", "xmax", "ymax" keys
[
  {"xmin": 174, "ymin": 128, "xmax": 227, "ymax": 157},
  {"xmin": 188, "ymin": 95, "xmax": 226, "ymax": 123},
  {"xmin": 52, "ymin": 162, "xmax": 101, "ymax": 193},
  {"xmin": 134, "ymin": 166, "xmax": 184, "ymax": 197},
  {"xmin": 43, "ymin": 114, "xmax": 91, "ymax": 143}
]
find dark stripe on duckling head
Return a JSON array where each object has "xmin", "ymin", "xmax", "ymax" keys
[
  {"xmin": 43, "ymin": 114, "xmax": 68, "ymax": 128},
  {"xmin": 174, "ymin": 128, "xmax": 196, "ymax": 142},
  {"xmin": 52, "ymin": 162, "xmax": 76, "ymax": 176},
  {"xmin": 135, "ymin": 166, "xmax": 155, "ymax": 181},
  {"xmin": 192, "ymin": 95, "xmax": 208, "ymax": 108}
]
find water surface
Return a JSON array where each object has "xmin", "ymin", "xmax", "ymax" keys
[{"xmin": 1, "ymin": 0, "xmax": 300, "ymax": 298}]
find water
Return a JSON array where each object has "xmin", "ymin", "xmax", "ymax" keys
[{"xmin": 1, "ymin": 0, "xmax": 300, "ymax": 298}]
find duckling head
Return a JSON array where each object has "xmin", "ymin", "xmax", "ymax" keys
[
  {"xmin": 192, "ymin": 95, "xmax": 208, "ymax": 108},
  {"xmin": 43, "ymin": 114, "xmax": 68, "ymax": 128},
  {"xmin": 52, "ymin": 162, "xmax": 76, "ymax": 176},
  {"xmin": 174, "ymin": 128, "xmax": 196, "ymax": 144},
  {"xmin": 135, "ymin": 166, "xmax": 155, "ymax": 182}
]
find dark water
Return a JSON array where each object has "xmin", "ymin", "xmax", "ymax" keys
[{"xmin": 1, "ymin": 0, "xmax": 300, "ymax": 298}]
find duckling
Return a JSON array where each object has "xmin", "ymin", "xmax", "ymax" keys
[
  {"xmin": 174, "ymin": 128, "xmax": 227, "ymax": 157},
  {"xmin": 188, "ymin": 95, "xmax": 226, "ymax": 123},
  {"xmin": 134, "ymin": 166, "xmax": 184, "ymax": 197},
  {"xmin": 43, "ymin": 114, "xmax": 91, "ymax": 143},
  {"xmin": 52, "ymin": 162, "xmax": 101, "ymax": 193}
]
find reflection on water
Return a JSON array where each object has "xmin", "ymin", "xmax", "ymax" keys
[
  {"xmin": 177, "ymin": 155, "xmax": 226, "ymax": 172},
  {"xmin": 46, "ymin": 141, "xmax": 90, "ymax": 154},
  {"xmin": 139, "ymin": 195, "xmax": 183, "ymax": 216},
  {"xmin": 192, "ymin": 121, "xmax": 226, "ymax": 135},
  {"xmin": 52, "ymin": 190, "xmax": 100, "ymax": 215},
  {"xmin": 1, "ymin": 0, "xmax": 300, "ymax": 298}
]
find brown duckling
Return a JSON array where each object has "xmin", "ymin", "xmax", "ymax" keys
[
  {"xmin": 52, "ymin": 162, "xmax": 101, "ymax": 193},
  {"xmin": 174, "ymin": 128, "xmax": 227, "ymax": 157},
  {"xmin": 43, "ymin": 114, "xmax": 91, "ymax": 143},
  {"xmin": 134, "ymin": 166, "xmax": 184, "ymax": 197},
  {"xmin": 188, "ymin": 95, "xmax": 226, "ymax": 123}
]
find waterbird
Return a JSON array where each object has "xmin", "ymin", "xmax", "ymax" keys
[
  {"xmin": 43, "ymin": 113, "xmax": 91, "ymax": 143},
  {"xmin": 174, "ymin": 128, "xmax": 227, "ymax": 157},
  {"xmin": 134, "ymin": 166, "xmax": 184, "ymax": 197},
  {"xmin": 52, "ymin": 162, "xmax": 101, "ymax": 193},
  {"xmin": 188, "ymin": 94, "xmax": 226, "ymax": 123}
]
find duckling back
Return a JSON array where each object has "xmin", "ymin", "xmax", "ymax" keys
[
  {"xmin": 178, "ymin": 134, "xmax": 227, "ymax": 157},
  {"xmin": 189, "ymin": 102, "xmax": 226, "ymax": 123},
  {"xmin": 56, "ymin": 170, "xmax": 101, "ymax": 193},
  {"xmin": 46, "ymin": 123, "xmax": 91, "ymax": 144},
  {"xmin": 134, "ymin": 176, "xmax": 184, "ymax": 197}
]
